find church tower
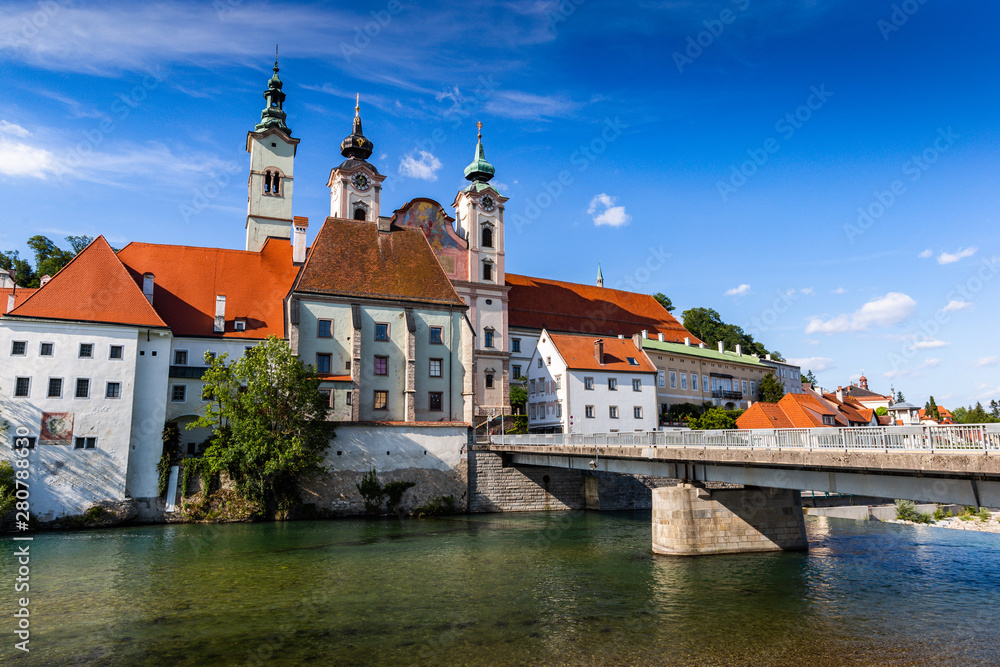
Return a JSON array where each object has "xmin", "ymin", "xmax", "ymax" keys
[
  {"xmin": 327, "ymin": 96, "xmax": 386, "ymax": 222},
  {"xmin": 245, "ymin": 56, "xmax": 300, "ymax": 252},
  {"xmin": 452, "ymin": 123, "xmax": 510, "ymax": 416}
]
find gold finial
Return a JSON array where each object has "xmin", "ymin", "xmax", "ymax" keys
[
  {"xmin": 476, "ymin": 121, "xmax": 482, "ymax": 140},
  {"xmin": 355, "ymin": 93, "xmax": 360, "ymax": 117}
]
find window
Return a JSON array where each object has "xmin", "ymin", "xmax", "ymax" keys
[
  {"xmin": 555, "ymin": 375, "xmax": 562, "ymax": 390},
  {"xmin": 79, "ymin": 343, "xmax": 94, "ymax": 359},
  {"xmin": 429, "ymin": 327, "xmax": 443, "ymax": 344},
  {"xmin": 14, "ymin": 377, "xmax": 30, "ymax": 398},
  {"xmin": 634, "ymin": 406, "xmax": 643, "ymax": 419},
  {"xmin": 74, "ymin": 436, "xmax": 97, "ymax": 450},
  {"xmin": 511, "ymin": 338, "xmax": 521, "ymax": 353},
  {"xmin": 40, "ymin": 342, "xmax": 53, "ymax": 356},
  {"xmin": 626, "ymin": 357, "xmax": 639, "ymax": 366},
  {"xmin": 317, "ymin": 354, "xmax": 332, "ymax": 374},
  {"xmin": 822, "ymin": 415, "xmax": 835, "ymax": 426},
  {"xmin": 692, "ymin": 374, "xmax": 699, "ymax": 391},
  {"xmin": 485, "ymin": 373, "xmax": 494, "ymax": 389},
  {"xmin": 657, "ymin": 370, "xmax": 665, "ymax": 387},
  {"xmin": 373, "ymin": 390, "xmax": 388, "ymax": 410},
  {"xmin": 75, "ymin": 378, "xmax": 90, "ymax": 399},
  {"xmin": 109, "ymin": 345, "xmax": 123, "ymax": 360},
  {"xmin": 234, "ymin": 320, "xmax": 246, "ymax": 332},
  {"xmin": 529, "ymin": 379, "xmax": 536, "ymax": 395},
  {"xmin": 429, "ymin": 392, "xmax": 443, "ymax": 411},
  {"xmin": 530, "ymin": 403, "xmax": 537, "ymax": 420},
  {"xmin": 608, "ymin": 378, "xmax": 618, "ymax": 391},
  {"xmin": 609, "ymin": 406, "xmax": 619, "ymax": 419},
  {"xmin": 750, "ymin": 381, "xmax": 757, "ymax": 397},
  {"xmin": 633, "ymin": 379, "xmax": 642, "ymax": 392},
  {"xmin": 512, "ymin": 364, "xmax": 521, "ymax": 380},
  {"xmin": 11, "ymin": 341, "xmax": 26, "ymax": 356},
  {"xmin": 429, "ymin": 359, "xmax": 442, "ymax": 378},
  {"xmin": 317, "ymin": 319, "xmax": 332, "ymax": 338},
  {"xmin": 375, "ymin": 323, "xmax": 389, "ymax": 341},
  {"xmin": 319, "ymin": 389, "xmax": 332, "ymax": 407},
  {"xmin": 546, "ymin": 357, "xmax": 552, "ymax": 366},
  {"xmin": 481, "ymin": 225, "xmax": 493, "ymax": 248},
  {"xmin": 537, "ymin": 358, "xmax": 543, "ymax": 368},
  {"xmin": 171, "ymin": 384, "xmax": 186, "ymax": 402},
  {"xmin": 374, "ymin": 356, "xmax": 388, "ymax": 376},
  {"xmin": 680, "ymin": 373, "xmax": 688, "ymax": 390},
  {"xmin": 346, "ymin": 392, "xmax": 352, "ymax": 405},
  {"xmin": 669, "ymin": 371, "xmax": 677, "ymax": 389},
  {"xmin": 483, "ymin": 261, "xmax": 493, "ymax": 281},
  {"xmin": 47, "ymin": 378, "xmax": 63, "ymax": 398},
  {"xmin": 174, "ymin": 350, "xmax": 188, "ymax": 366},
  {"xmin": 742, "ymin": 380, "xmax": 748, "ymax": 395},
  {"xmin": 585, "ymin": 405, "xmax": 595, "ymax": 418},
  {"xmin": 584, "ymin": 377, "xmax": 594, "ymax": 390},
  {"xmin": 703, "ymin": 375, "xmax": 709, "ymax": 393},
  {"xmin": 484, "ymin": 329, "xmax": 494, "ymax": 348},
  {"xmin": 106, "ymin": 382, "xmax": 121, "ymax": 399},
  {"xmin": 12, "ymin": 437, "xmax": 35, "ymax": 450},
  {"xmin": 556, "ymin": 403, "xmax": 562, "ymax": 418},
  {"xmin": 345, "ymin": 360, "xmax": 351, "ymax": 370}
]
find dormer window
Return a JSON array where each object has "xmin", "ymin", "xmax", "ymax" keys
[
  {"xmin": 481, "ymin": 225, "xmax": 493, "ymax": 248},
  {"xmin": 234, "ymin": 319, "xmax": 246, "ymax": 332}
]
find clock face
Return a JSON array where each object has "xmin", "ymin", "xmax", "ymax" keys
[
  {"xmin": 351, "ymin": 172, "xmax": 371, "ymax": 191},
  {"xmin": 480, "ymin": 194, "xmax": 496, "ymax": 212}
]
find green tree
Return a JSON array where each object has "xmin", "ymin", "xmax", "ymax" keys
[
  {"xmin": 924, "ymin": 396, "xmax": 940, "ymax": 421},
  {"xmin": 895, "ymin": 390, "xmax": 905, "ymax": 403},
  {"xmin": 757, "ymin": 372, "xmax": 785, "ymax": 403},
  {"xmin": 0, "ymin": 461, "xmax": 16, "ymax": 517},
  {"xmin": 2, "ymin": 235, "xmax": 93, "ymax": 288},
  {"xmin": 191, "ymin": 336, "xmax": 333, "ymax": 514},
  {"xmin": 665, "ymin": 402, "xmax": 702, "ymax": 422},
  {"xmin": 990, "ymin": 400, "xmax": 1000, "ymax": 420},
  {"xmin": 681, "ymin": 307, "xmax": 780, "ymax": 359},
  {"xmin": 510, "ymin": 385, "xmax": 527, "ymax": 414},
  {"xmin": 688, "ymin": 407, "xmax": 743, "ymax": 430},
  {"xmin": 875, "ymin": 406, "xmax": 888, "ymax": 416},
  {"xmin": 801, "ymin": 369, "xmax": 818, "ymax": 386},
  {"xmin": 652, "ymin": 293, "xmax": 675, "ymax": 312},
  {"xmin": 0, "ymin": 250, "xmax": 36, "ymax": 287},
  {"xmin": 65, "ymin": 235, "xmax": 94, "ymax": 255}
]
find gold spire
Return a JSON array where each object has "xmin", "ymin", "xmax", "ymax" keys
[
  {"xmin": 355, "ymin": 93, "xmax": 360, "ymax": 117},
  {"xmin": 477, "ymin": 120, "xmax": 483, "ymax": 140}
]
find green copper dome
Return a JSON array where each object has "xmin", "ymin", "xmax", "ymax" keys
[
  {"xmin": 463, "ymin": 122, "xmax": 495, "ymax": 183},
  {"xmin": 255, "ymin": 58, "xmax": 291, "ymax": 135}
]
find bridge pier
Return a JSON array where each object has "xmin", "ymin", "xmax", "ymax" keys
[{"xmin": 652, "ymin": 484, "xmax": 808, "ymax": 556}]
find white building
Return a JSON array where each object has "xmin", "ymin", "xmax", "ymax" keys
[
  {"xmin": 760, "ymin": 356, "xmax": 803, "ymax": 395},
  {"xmin": 527, "ymin": 329, "xmax": 658, "ymax": 434}
]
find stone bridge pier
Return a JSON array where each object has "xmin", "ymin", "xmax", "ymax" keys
[{"xmin": 652, "ymin": 484, "xmax": 808, "ymax": 556}]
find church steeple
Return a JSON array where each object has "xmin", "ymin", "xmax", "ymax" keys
[
  {"xmin": 464, "ymin": 121, "xmax": 495, "ymax": 183},
  {"xmin": 340, "ymin": 94, "xmax": 373, "ymax": 160},
  {"xmin": 255, "ymin": 49, "xmax": 291, "ymax": 135},
  {"xmin": 596, "ymin": 262, "xmax": 604, "ymax": 288}
]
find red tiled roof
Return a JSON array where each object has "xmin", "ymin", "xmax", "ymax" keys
[
  {"xmin": 506, "ymin": 273, "xmax": 698, "ymax": 342},
  {"xmin": 778, "ymin": 392, "xmax": 836, "ymax": 428},
  {"xmin": 737, "ymin": 402, "xmax": 795, "ymax": 429},
  {"xmin": 8, "ymin": 237, "xmax": 167, "ymax": 328},
  {"xmin": 547, "ymin": 332, "xmax": 656, "ymax": 372},
  {"xmin": 919, "ymin": 407, "xmax": 953, "ymax": 422},
  {"xmin": 294, "ymin": 217, "xmax": 465, "ymax": 307},
  {"xmin": 1, "ymin": 287, "xmax": 38, "ymax": 315},
  {"xmin": 117, "ymin": 237, "xmax": 299, "ymax": 338},
  {"xmin": 822, "ymin": 392, "xmax": 872, "ymax": 425}
]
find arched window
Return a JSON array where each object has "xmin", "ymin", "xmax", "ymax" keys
[
  {"xmin": 481, "ymin": 225, "xmax": 493, "ymax": 248},
  {"xmin": 353, "ymin": 207, "xmax": 367, "ymax": 221},
  {"xmin": 262, "ymin": 169, "xmax": 282, "ymax": 196},
  {"xmin": 482, "ymin": 260, "xmax": 493, "ymax": 282},
  {"xmin": 263, "ymin": 172, "xmax": 270, "ymax": 194}
]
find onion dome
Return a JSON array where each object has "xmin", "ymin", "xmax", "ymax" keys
[
  {"xmin": 464, "ymin": 121, "xmax": 495, "ymax": 183},
  {"xmin": 340, "ymin": 94, "xmax": 374, "ymax": 160},
  {"xmin": 255, "ymin": 54, "xmax": 291, "ymax": 135}
]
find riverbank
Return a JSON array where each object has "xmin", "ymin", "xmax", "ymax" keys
[{"xmin": 887, "ymin": 510, "xmax": 1000, "ymax": 534}]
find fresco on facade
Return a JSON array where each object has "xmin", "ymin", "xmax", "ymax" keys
[
  {"xmin": 41, "ymin": 412, "xmax": 74, "ymax": 445},
  {"xmin": 395, "ymin": 200, "xmax": 462, "ymax": 252}
]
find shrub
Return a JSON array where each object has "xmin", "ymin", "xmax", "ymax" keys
[
  {"xmin": 357, "ymin": 469, "xmax": 385, "ymax": 515},
  {"xmin": 413, "ymin": 495, "xmax": 456, "ymax": 517},
  {"xmin": 895, "ymin": 499, "xmax": 918, "ymax": 522}
]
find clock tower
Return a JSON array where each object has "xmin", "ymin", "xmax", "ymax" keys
[
  {"xmin": 452, "ymin": 123, "xmax": 511, "ymax": 416},
  {"xmin": 327, "ymin": 96, "xmax": 386, "ymax": 222}
]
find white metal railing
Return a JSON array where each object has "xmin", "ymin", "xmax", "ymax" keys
[{"xmin": 488, "ymin": 424, "xmax": 1000, "ymax": 453}]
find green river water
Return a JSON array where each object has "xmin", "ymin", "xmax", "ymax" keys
[{"xmin": 2, "ymin": 511, "xmax": 1000, "ymax": 666}]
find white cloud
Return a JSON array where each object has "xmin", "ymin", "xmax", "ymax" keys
[
  {"xmin": 805, "ymin": 292, "xmax": 916, "ymax": 334},
  {"xmin": 484, "ymin": 90, "xmax": 581, "ymax": 120},
  {"xmin": 787, "ymin": 356, "xmax": 835, "ymax": 372},
  {"xmin": 398, "ymin": 150, "xmax": 442, "ymax": 181},
  {"xmin": 0, "ymin": 120, "xmax": 64, "ymax": 179},
  {"xmin": 923, "ymin": 358, "xmax": 941, "ymax": 368},
  {"xmin": 832, "ymin": 287, "xmax": 846, "ymax": 294},
  {"xmin": 588, "ymin": 193, "xmax": 631, "ymax": 228},
  {"xmin": 0, "ymin": 120, "xmax": 30, "ymax": 138},
  {"xmin": 942, "ymin": 300, "xmax": 972, "ymax": 312},
  {"xmin": 725, "ymin": 284, "xmax": 751, "ymax": 297},
  {"xmin": 910, "ymin": 339, "xmax": 949, "ymax": 350},
  {"xmin": 800, "ymin": 287, "xmax": 814, "ymax": 295},
  {"xmin": 938, "ymin": 246, "xmax": 977, "ymax": 265},
  {"xmin": 885, "ymin": 369, "xmax": 917, "ymax": 380},
  {"xmin": 918, "ymin": 249, "xmax": 932, "ymax": 258},
  {"xmin": 977, "ymin": 356, "xmax": 1000, "ymax": 367}
]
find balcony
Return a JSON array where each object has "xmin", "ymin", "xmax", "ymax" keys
[{"xmin": 712, "ymin": 389, "xmax": 743, "ymax": 400}]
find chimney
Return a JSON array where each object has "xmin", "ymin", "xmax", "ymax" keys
[
  {"xmin": 142, "ymin": 273, "xmax": 155, "ymax": 304},
  {"xmin": 836, "ymin": 386, "xmax": 843, "ymax": 402},
  {"xmin": 658, "ymin": 333, "xmax": 665, "ymax": 342},
  {"xmin": 377, "ymin": 215, "xmax": 391, "ymax": 233},
  {"xmin": 594, "ymin": 339, "xmax": 605, "ymax": 365},
  {"xmin": 6, "ymin": 294, "xmax": 14, "ymax": 313},
  {"xmin": 618, "ymin": 334, "xmax": 624, "ymax": 339},
  {"xmin": 292, "ymin": 216, "xmax": 309, "ymax": 264},
  {"xmin": 214, "ymin": 295, "xmax": 226, "ymax": 333},
  {"xmin": 683, "ymin": 337, "xmax": 690, "ymax": 346},
  {"xmin": 717, "ymin": 341, "xmax": 724, "ymax": 353},
  {"xmin": 766, "ymin": 353, "xmax": 771, "ymax": 361},
  {"xmin": 698, "ymin": 342, "xmax": 706, "ymax": 349},
  {"xmin": 735, "ymin": 344, "xmax": 742, "ymax": 356},
  {"xmin": 641, "ymin": 329, "xmax": 649, "ymax": 339},
  {"xmin": 39, "ymin": 274, "xmax": 52, "ymax": 287}
]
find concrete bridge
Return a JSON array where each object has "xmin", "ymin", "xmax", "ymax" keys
[{"xmin": 475, "ymin": 424, "xmax": 1000, "ymax": 556}]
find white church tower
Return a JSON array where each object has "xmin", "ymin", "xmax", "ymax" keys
[
  {"xmin": 245, "ymin": 57, "xmax": 299, "ymax": 252},
  {"xmin": 452, "ymin": 122, "xmax": 510, "ymax": 415},
  {"xmin": 327, "ymin": 96, "xmax": 386, "ymax": 222}
]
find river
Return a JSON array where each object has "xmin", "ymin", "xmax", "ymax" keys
[{"xmin": 2, "ymin": 512, "xmax": 1000, "ymax": 666}]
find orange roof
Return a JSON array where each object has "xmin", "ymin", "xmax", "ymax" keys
[
  {"xmin": 778, "ymin": 392, "xmax": 837, "ymax": 428},
  {"xmin": 737, "ymin": 402, "xmax": 795, "ymax": 429},
  {"xmin": 294, "ymin": 217, "xmax": 465, "ymax": 307},
  {"xmin": 506, "ymin": 273, "xmax": 698, "ymax": 342},
  {"xmin": 822, "ymin": 392, "xmax": 872, "ymax": 425},
  {"xmin": 547, "ymin": 332, "xmax": 656, "ymax": 372},
  {"xmin": 117, "ymin": 237, "xmax": 299, "ymax": 338},
  {"xmin": 918, "ymin": 407, "xmax": 953, "ymax": 422},
  {"xmin": 8, "ymin": 237, "xmax": 167, "ymax": 328},
  {"xmin": 1, "ymin": 287, "xmax": 38, "ymax": 315}
]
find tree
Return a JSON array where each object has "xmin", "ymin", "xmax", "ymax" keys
[
  {"xmin": 191, "ymin": 336, "xmax": 334, "ymax": 513},
  {"xmin": 2, "ymin": 235, "xmax": 93, "ymax": 287},
  {"xmin": 652, "ymin": 293, "xmax": 675, "ymax": 312},
  {"xmin": 0, "ymin": 250, "xmax": 36, "ymax": 287},
  {"xmin": 875, "ymin": 407, "xmax": 888, "ymax": 416},
  {"xmin": 681, "ymin": 307, "xmax": 780, "ymax": 359},
  {"xmin": 990, "ymin": 400, "xmax": 1000, "ymax": 420},
  {"xmin": 924, "ymin": 396, "xmax": 940, "ymax": 421},
  {"xmin": 802, "ymin": 369, "xmax": 818, "ymax": 386},
  {"xmin": 665, "ymin": 402, "xmax": 702, "ymax": 422},
  {"xmin": 757, "ymin": 372, "xmax": 785, "ymax": 403},
  {"xmin": 688, "ymin": 407, "xmax": 743, "ymax": 430},
  {"xmin": 510, "ymin": 385, "xmax": 527, "ymax": 414},
  {"xmin": 895, "ymin": 390, "xmax": 905, "ymax": 403}
]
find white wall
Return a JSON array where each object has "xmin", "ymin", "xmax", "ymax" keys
[
  {"xmin": 320, "ymin": 423, "xmax": 467, "ymax": 471},
  {"xmin": 567, "ymin": 369, "xmax": 657, "ymax": 434}
]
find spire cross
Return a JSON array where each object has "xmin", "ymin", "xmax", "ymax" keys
[
  {"xmin": 477, "ymin": 121, "xmax": 482, "ymax": 140},
  {"xmin": 355, "ymin": 93, "xmax": 360, "ymax": 117}
]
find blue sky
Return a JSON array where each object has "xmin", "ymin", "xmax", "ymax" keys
[{"xmin": 1, "ymin": 0, "xmax": 998, "ymax": 409}]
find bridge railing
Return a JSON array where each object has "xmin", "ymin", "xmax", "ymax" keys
[{"xmin": 488, "ymin": 424, "xmax": 1000, "ymax": 453}]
